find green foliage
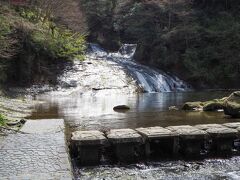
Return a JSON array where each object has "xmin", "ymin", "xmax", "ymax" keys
[
  {"xmin": 0, "ymin": 4, "xmax": 86, "ymax": 86},
  {"xmin": 32, "ymin": 27, "xmax": 86, "ymax": 60},
  {"xmin": 0, "ymin": 7, "xmax": 16, "ymax": 83},
  {"xmin": 18, "ymin": 7, "xmax": 86, "ymax": 60},
  {"xmin": 18, "ymin": 7, "xmax": 40, "ymax": 23},
  {"xmin": 182, "ymin": 13, "xmax": 240, "ymax": 87},
  {"xmin": 0, "ymin": 114, "xmax": 7, "ymax": 126}
]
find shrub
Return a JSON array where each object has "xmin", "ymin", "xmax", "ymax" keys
[
  {"xmin": 0, "ymin": 114, "xmax": 7, "ymax": 126},
  {"xmin": 18, "ymin": 7, "xmax": 86, "ymax": 60}
]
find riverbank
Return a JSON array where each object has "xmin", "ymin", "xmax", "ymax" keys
[{"xmin": 0, "ymin": 93, "xmax": 38, "ymax": 135}]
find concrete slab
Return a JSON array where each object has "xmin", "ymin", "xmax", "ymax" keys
[
  {"xmin": 195, "ymin": 124, "xmax": 224, "ymax": 131},
  {"xmin": 21, "ymin": 119, "xmax": 64, "ymax": 134},
  {"xmin": 166, "ymin": 125, "xmax": 208, "ymax": 156},
  {"xmin": 71, "ymin": 130, "xmax": 107, "ymax": 145},
  {"xmin": 136, "ymin": 126, "xmax": 178, "ymax": 139},
  {"xmin": 167, "ymin": 125, "xmax": 207, "ymax": 139},
  {"xmin": 206, "ymin": 127, "xmax": 238, "ymax": 138},
  {"xmin": 136, "ymin": 126, "xmax": 179, "ymax": 156},
  {"xmin": 0, "ymin": 132, "xmax": 72, "ymax": 179},
  {"xmin": 223, "ymin": 122, "xmax": 240, "ymax": 129},
  {"xmin": 206, "ymin": 127, "xmax": 238, "ymax": 154},
  {"xmin": 107, "ymin": 129, "xmax": 142, "ymax": 144},
  {"xmin": 107, "ymin": 129, "xmax": 142, "ymax": 163}
]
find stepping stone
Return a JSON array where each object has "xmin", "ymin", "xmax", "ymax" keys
[
  {"xmin": 195, "ymin": 124, "xmax": 224, "ymax": 131},
  {"xmin": 107, "ymin": 129, "xmax": 142, "ymax": 163},
  {"xmin": 167, "ymin": 125, "xmax": 207, "ymax": 139},
  {"xmin": 205, "ymin": 127, "xmax": 238, "ymax": 154},
  {"xmin": 71, "ymin": 130, "xmax": 107, "ymax": 145},
  {"xmin": 136, "ymin": 126, "xmax": 179, "ymax": 157},
  {"xmin": 206, "ymin": 127, "xmax": 238, "ymax": 138},
  {"xmin": 166, "ymin": 125, "xmax": 208, "ymax": 157},
  {"xmin": 223, "ymin": 122, "xmax": 240, "ymax": 129},
  {"xmin": 107, "ymin": 129, "xmax": 142, "ymax": 144},
  {"xmin": 71, "ymin": 130, "xmax": 107, "ymax": 165}
]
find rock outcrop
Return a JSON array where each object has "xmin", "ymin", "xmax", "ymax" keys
[
  {"xmin": 223, "ymin": 91, "xmax": 240, "ymax": 118},
  {"xmin": 181, "ymin": 91, "xmax": 240, "ymax": 118}
]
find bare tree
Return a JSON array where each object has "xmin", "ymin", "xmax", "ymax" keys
[{"xmin": 28, "ymin": 0, "xmax": 87, "ymax": 33}]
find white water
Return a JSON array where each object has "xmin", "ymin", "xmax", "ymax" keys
[{"xmin": 88, "ymin": 43, "xmax": 190, "ymax": 93}]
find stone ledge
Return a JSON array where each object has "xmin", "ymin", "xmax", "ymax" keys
[
  {"xmin": 71, "ymin": 130, "xmax": 107, "ymax": 145},
  {"xmin": 107, "ymin": 129, "xmax": 142, "ymax": 144},
  {"xmin": 223, "ymin": 122, "xmax": 240, "ymax": 129},
  {"xmin": 136, "ymin": 126, "xmax": 178, "ymax": 140},
  {"xmin": 195, "ymin": 124, "xmax": 224, "ymax": 131},
  {"xmin": 166, "ymin": 125, "xmax": 208, "ymax": 139}
]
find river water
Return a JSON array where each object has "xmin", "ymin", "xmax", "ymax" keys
[
  {"xmin": 30, "ymin": 91, "xmax": 238, "ymax": 130},
  {"xmin": 28, "ymin": 44, "xmax": 240, "ymax": 179},
  {"xmin": 29, "ymin": 90, "xmax": 240, "ymax": 180}
]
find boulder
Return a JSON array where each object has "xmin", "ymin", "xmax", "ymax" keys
[
  {"xmin": 203, "ymin": 102, "xmax": 224, "ymax": 111},
  {"xmin": 113, "ymin": 105, "xmax": 130, "ymax": 111},
  {"xmin": 182, "ymin": 102, "xmax": 204, "ymax": 111},
  {"xmin": 202, "ymin": 98, "xmax": 226, "ymax": 111},
  {"xmin": 224, "ymin": 91, "xmax": 240, "ymax": 118}
]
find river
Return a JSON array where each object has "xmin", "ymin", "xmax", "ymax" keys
[{"xmin": 28, "ymin": 44, "xmax": 240, "ymax": 180}]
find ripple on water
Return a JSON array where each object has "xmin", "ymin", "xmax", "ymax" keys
[{"xmin": 74, "ymin": 157, "xmax": 240, "ymax": 180}]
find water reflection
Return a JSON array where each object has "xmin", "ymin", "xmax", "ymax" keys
[{"xmin": 29, "ymin": 91, "xmax": 240, "ymax": 130}]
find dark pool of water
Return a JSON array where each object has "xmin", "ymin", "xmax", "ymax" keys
[{"xmin": 29, "ymin": 91, "xmax": 240, "ymax": 130}]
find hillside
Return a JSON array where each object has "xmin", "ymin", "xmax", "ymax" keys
[
  {"xmin": 0, "ymin": 1, "xmax": 85, "ymax": 87},
  {"xmin": 79, "ymin": 0, "xmax": 240, "ymax": 89}
]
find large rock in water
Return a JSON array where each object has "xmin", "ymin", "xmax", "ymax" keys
[
  {"xmin": 224, "ymin": 91, "xmax": 240, "ymax": 118},
  {"xmin": 182, "ymin": 102, "xmax": 204, "ymax": 111},
  {"xmin": 202, "ymin": 98, "xmax": 226, "ymax": 111},
  {"xmin": 113, "ymin": 105, "xmax": 130, "ymax": 111},
  {"xmin": 182, "ymin": 98, "xmax": 226, "ymax": 111}
]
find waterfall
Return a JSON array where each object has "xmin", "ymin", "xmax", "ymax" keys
[{"xmin": 88, "ymin": 44, "xmax": 190, "ymax": 93}]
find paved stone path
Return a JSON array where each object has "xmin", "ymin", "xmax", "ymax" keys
[{"xmin": 0, "ymin": 119, "xmax": 72, "ymax": 180}]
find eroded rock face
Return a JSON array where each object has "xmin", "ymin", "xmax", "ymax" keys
[{"xmin": 224, "ymin": 91, "xmax": 240, "ymax": 118}]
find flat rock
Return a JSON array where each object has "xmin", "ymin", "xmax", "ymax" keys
[
  {"xmin": 223, "ymin": 122, "xmax": 240, "ymax": 129},
  {"xmin": 21, "ymin": 119, "xmax": 64, "ymax": 134},
  {"xmin": 71, "ymin": 130, "xmax": 107, "ymax": 145},
  {"xmin": 195, "ymin": 124, "xmax": 224, "ymax": 130},
  {"xmin": 166, "ymin": 125, "xmax": 207, "ymax": 139},
  {"xmin": 206, "ymin": 127, "xmax": 238, "ymax": 138},
  {"xmin": 136, "ymin": 126, "xmax": 178, "ymax": 140},
  {"xmin": 107, "ymin": 129, "xmax": 142, "ymax": 144}
]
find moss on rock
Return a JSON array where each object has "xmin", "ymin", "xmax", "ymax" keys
[
  {"xmin": 182, "ymin": 101, "xmax": 204, "ymax": 111},
  {"xmin": 224, "ymin": 91, "xmax": 240, "ymax": 118}
]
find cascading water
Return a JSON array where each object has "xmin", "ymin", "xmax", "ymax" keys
[{"xmin": 88, "ymin": 43, "xmax": 190, "ymax": 93}]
